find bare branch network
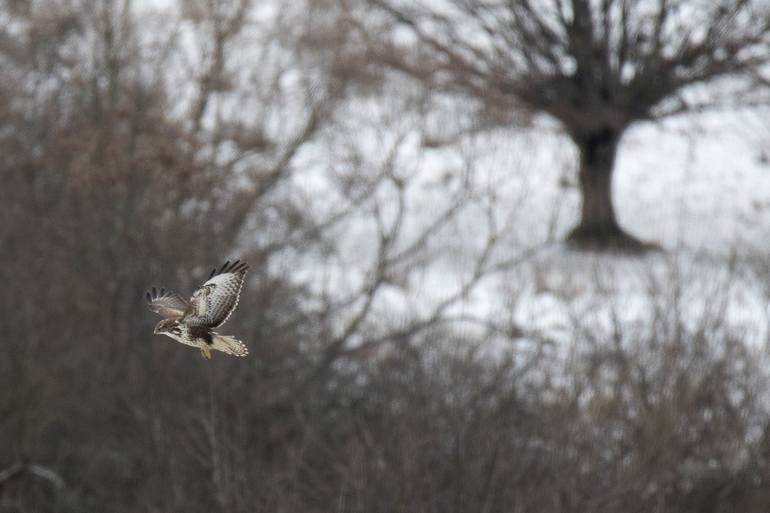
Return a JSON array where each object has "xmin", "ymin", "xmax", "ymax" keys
[{"xmin": 371, "ymin": 0, "xmax": 770, "ymax": 249}]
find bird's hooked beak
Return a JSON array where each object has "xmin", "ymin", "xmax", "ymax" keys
[{"xmin": 154, "ymin": 323, "xmax": 163, "ymax": 335}]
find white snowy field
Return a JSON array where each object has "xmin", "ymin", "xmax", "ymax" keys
[
  {"xmin": 484, "ymin": 111, "xmax": 770, "ymax": 345},
  {"xmin": 291, "ymin": 100, "xmax": 770, "ymax": 353}
]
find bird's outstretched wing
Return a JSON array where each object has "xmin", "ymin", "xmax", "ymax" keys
[
  {"xmin": 146, "ymin": 287, "xmax": 189, "ymax": 319},
  {"xmin": 185, "ymin": 260, "xmax": 249, "ymax": 328}
]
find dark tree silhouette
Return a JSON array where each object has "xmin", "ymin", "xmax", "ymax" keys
[{"xmin": 372, "ymin": 0, "xmax": 770, "ymax": 250}]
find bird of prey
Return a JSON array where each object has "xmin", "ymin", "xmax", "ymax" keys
[{"xmin": 146, "ymin": 260, "xmax": 249, "ymax": 359}]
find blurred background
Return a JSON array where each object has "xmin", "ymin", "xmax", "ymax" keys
[{"xmin": 2, "ymin": 0, "xmax": 770, "ymax": 511}]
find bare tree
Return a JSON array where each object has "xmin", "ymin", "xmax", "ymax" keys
[{"xmin": 369, "ymin": 0, "xmax": 770, "ymax": 250}]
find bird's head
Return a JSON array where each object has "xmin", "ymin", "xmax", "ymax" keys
[{"xmin": 154, "ymin": 318, "xmax": 182, "ymax": 336}]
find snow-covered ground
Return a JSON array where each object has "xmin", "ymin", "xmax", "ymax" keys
[
  {"xmin": 297, "ymin": 100, "xmax": 770, "ymax": 351},
  {"xmin": 499, "ymin": 111, "xmax": 770, "ymax": 350}
]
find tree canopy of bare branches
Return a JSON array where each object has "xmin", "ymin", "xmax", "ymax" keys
[{"xmin": 370, "ymin": 0, "xmax": 770, "ymax": 250}]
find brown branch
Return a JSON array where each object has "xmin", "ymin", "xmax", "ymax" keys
[{"xmin": 0, "ymin": 461, "xmax": 66, "ymax": 490}]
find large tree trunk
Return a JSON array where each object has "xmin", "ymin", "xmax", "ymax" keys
[{"xmin": 566, "ymin": 127, "xmax": 649, "ymax": 251}]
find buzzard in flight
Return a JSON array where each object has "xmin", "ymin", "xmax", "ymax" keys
[{"xmin": 146, "ymin": 260, "xmax": 249, "ymax": 359}]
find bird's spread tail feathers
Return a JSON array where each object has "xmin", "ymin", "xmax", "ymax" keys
[{"xmin": 211, "ymin": 334, "xmax": 249, "ymax": 357}]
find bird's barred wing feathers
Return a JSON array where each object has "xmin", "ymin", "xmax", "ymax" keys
[
  {"xmin": 185, "ymin": 260, "xmax": 248, "ymax": 328},
  {"xmin": 146, "ymin": 287, "xmax": 189, "ymax": 319}
]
